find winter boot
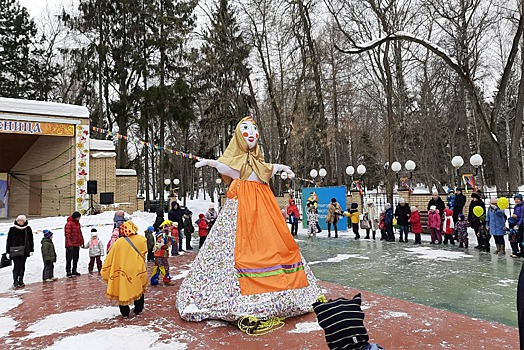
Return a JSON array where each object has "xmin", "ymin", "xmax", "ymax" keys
[
  {"xmin": 499, "ymin": 244, "xmax": 506, "ymax": 255},
  {"xmin": 364, "ymin": 235, "xmax": 370, "ymax": 239},
  {"xmin": 328, "ymin": 230, "xmax": 331, "ymax": 238},
  {"xmin": 372, "ymin": 232, "xmax": 376, "ymax": 240},
  {"xmin": 459, "ymin": 242, "xmax": 464, "ymax": 248}
]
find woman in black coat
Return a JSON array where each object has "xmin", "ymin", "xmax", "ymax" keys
[
  {"xmin": 152, "ymin": 208, "xmax": 165, "ymax": 232},
  {"xmin": 6, "ymin": 214, "xmax": 34, "ymax": 288},
  {"xmin": 453, "ymin": 188, "xmax": 467, "ymax": 223},
  {"xmin": 168, "ymin": 201, "xmax": 185, "ymax": 251},
  {"xmin": 467, "ymin": 192, "xmax": 486, "ymax": 249}
]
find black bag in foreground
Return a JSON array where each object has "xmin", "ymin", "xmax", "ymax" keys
[
  {"xmin": 0, "ymin": 253, "xmax": 11, "ymax": 268},
  {"xmin": 9, "ymin": 246, "xmax": 25, "ymax": 257},
  {"xmin": 312, "ymin": 293, "xmax": 370, "ymax": 350}
]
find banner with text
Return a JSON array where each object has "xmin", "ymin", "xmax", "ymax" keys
[{"xmin": 301, "ymin": 186, "xmax": 347, "ymax": 231}]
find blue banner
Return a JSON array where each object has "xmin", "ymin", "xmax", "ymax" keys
[{"xmin": 302, "ymin": 186, "xmax": 347, "ymax": 230}]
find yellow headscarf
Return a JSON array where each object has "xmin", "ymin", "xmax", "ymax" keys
[{"xmin": 218, "ymin": 116, "xmax": 273, "ymax": 185}]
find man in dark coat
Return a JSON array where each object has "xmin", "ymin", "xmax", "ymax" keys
[
  {"xmin": 467, "ymin": 192, "xmax": 485, "ymax": 250},
  {"xmin": 6, "ymin": 214, "xmax": 34, "ymax": 287},
  {"xmin": 152, "ymin": 208, "xmax": 164, "ymax": 232},
  {"xmin": 427, "ymin": 190, "xmax": 446, "ymax": 213},
  {"xmin": 168, "ymin": 201, "xmax": 185, "ymax": 251},
  {"xmin": 394, "ymin": 198, "xmax": 411, "ymax": 242},
  {"xmin": 453, "ymin": 188, "xmax": 467, "ymax": 223},
  {"xmin": 64, "ymin": 211, "xmax": 84, "ymax": 277}
]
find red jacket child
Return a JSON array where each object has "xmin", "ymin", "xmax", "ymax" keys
[
  {"xmin": 427, "ymin": 207, "xmax": 441, "ymax": 229},
  {"xmin": 442, "ymin": 208, "xmax": 454, "ymax": 235},
  {"xmin": 409, "ymin": 207, "xmax": 422, "ymax": 234},
  {"xmin": 197, "ymin": 214, "xmax": 209, "ymax": 237},
  {"xmin": 170, "ymin": 223, "xmax": 179, "ymax": 245}
]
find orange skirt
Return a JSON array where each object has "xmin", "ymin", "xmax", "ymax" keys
[{"xmin": 228, "ymin": 179, "xmax": 309, "ymax": 295}]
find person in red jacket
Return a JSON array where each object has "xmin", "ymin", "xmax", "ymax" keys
[
  {"xmin": 286, "ymin": 198, "xmax": 300, "ymax": 236},
  {"xmin": 64, "ymin": 211, "xmax": 85, "ymax": 277},
  {"xmin": 409, "ymin": 206, "xmax": 422, "ymax": 244},
  {"xmin": 196, "ymin": 213, "xmax": 209, "ymax": 248},
  {"xmin": 442, "ymin": 208, "xmax": 455, "ymax": 245}
]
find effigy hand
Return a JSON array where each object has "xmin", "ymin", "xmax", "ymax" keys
[
  {"xmin": 195, "ymin": 159, "xmax": 219, "ymax": 169},
  {"xmin": 274, "ymin": 164, "xmax": 295, "ymax": 179}
]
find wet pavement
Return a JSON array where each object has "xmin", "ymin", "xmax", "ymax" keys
[{"xmin": 0, "ymin": 248, "xmax": 520, "ymax": 349}]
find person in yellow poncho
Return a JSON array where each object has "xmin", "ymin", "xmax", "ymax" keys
[{"xmin": 101, "ymin": 220, "xmax": 147, "ymax": 318}]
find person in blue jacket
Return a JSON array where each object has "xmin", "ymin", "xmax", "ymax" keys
[
  {"xmin": 384, "ymin": 203, "xmax": 394, "ymax": 242},
  {"xmin": 486, "ymin": 197, "xmax": 506, "ymax": 255}
]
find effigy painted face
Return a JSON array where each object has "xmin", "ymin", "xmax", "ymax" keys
[{"xmin": 239, "ymin": 119, "xmax": 259, "ymax": 149}]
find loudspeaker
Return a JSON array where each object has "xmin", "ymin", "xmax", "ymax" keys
[
  {"xmin": 100, "ymin": 192, "xmax": 114, "ymax": 205},
  {"xmin": 87, "ymin": 180, "xmax": 98, "ymax": 194}
]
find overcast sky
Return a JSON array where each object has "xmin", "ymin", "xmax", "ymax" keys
[{"xmin": 19, "ymin": 0, "xmax": 75, "ymax": 18}]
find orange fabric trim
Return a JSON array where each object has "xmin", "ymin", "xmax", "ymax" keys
[{"xmin": 232, "ymin": 180, "xmax": 309, "ymax": 295}]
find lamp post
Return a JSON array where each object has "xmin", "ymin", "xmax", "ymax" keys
[
  {"xmin": 310, "ymin": 168, "xmax": 327, "ymax": 187},
  {"xmin": 356, "ymin": 165, "xmax": 366, "ymax": 208},
  {"xmin": 390, "ymin": 160, "xmax": 416, "ymax": 192},
  {"xmin": 346, "ymin": 165, "xmax": 366, "ymax": 207},
  {"xmin": 451, "ymin": 154, "xmax": 483, "ymax": 190}
]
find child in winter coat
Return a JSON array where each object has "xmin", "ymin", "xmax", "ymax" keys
[
  {"xmin": 378, "ymin": 210, "xmax": 386, "ymax": 240},
  {"xmin": 183, "ymin": 211, "xmax": 195, "ymax": 250},
  {"xmin": 442, "ymin": 209, "xmax": 455, "ymax": 245},
  {"xmin": 196, "ymin": 213, "xmax": 209, "ymax": 248},
  {"xmin": 41, "ymin": 229, "xmax": 58, "ymax": 282},
  {"xmin": 306, "ymin": 201, "xmax": 319, "ymax": 237},
  {"xmin": 446, "ymin": 190, "xmax": 455, "ymax": 210},
  {"xmin": 455, "ymin": 214, "xmax": 470, "ymax": 248},
  {"xmin": 83, "ymin": 228, "xmax": 105, "ymax": 273},
  {"xmin": 507, "ymin": 214, "xmax": 519, "ymax": 257},
  {"xmin": 145, "ymin": 226, "xmax": 155, "ymax": 262},
  {"xmin": 113, "ymin": 210, "xmax": 127, "ymax": 229},
  {"xmin": 345, "ymin": 203, "xmax": 360, "ymax": 240},
  {"xmin": 408, "ymin": 206, "xmax": 422, "ymax": 244},
  {"xmin": 428, "ymin": 205, "xmax": 442, "ymax": 244},
  {"xmin": 106, "ymin": 227, "xmax": 119, "ymax": 254},
  {"xmin": 150, "ymin": 232, "xmax": 174, "ymax": 285},
  {"xmin": 170, "ymin": 222, "xmax": 180, "ymax": 256}
]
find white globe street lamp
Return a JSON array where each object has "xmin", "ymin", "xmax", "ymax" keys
[
  {"xmin": 357, "ymin": 164, "xmax": 366, "ymax": 175},
  {"xmin": 319, "ymin": 168, "xmax": 327, "ymax": 178},
  {"xmin": 310, "ymin": 169, "xmax": 318, "ymax": 178},
  {"xmin": 391, "ymin": 161, "xmax": 402, "ymax": 173},
  {"xmin": 405, "ymin": 160, "xmax": 416, "ymax": 172},
  {"xmin": 173, "ymin": 178, "xmax": 180, "ymax": 186},
  {"xmin": 346, "ymin": 166, "xmax": 355, "ymax": 176},
  {"xmin": 451, "ymin": 156, "xmax": 464, "ymax": 169},
  {"xmin": 164, "ymin": 178, "xmax": 171, "ymax": 186}
]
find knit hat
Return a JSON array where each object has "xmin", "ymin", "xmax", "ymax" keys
[
  {"xmin": 43, "ymin": 229, "xmax": 53, "ymax": 239},
  {"xmin": 173, "ymin": 222, "xmax": 179, "ymax": 228},
  {"xmin": 410, "ymin": 206, "xmax": 417, "ymax": 212},
  {"xmin": 458, "ymin": 213, "xmax": 465, "ymax": 220},
  {"xmin": 91, "ymin": 231, "xmax": 98, "ymax": 238},
  {"xmin": 366, "ymin": 199, "xmax": 374, "ymax": 205},
  {"xmin": 16, "ymin": 214, "xmax": 27, "ymax": 223},
  {"xmin": 72, "ymin": 211, "xmax": 81, "ymax": 219},
  {"xmin": 385, "ymin": 203, "xmax": 391, "ymax": 209},
  {"xmin": 331, "ymin": 198, "xmax": 337, "ymax": 203},
  {"xmin": 209, "ymin": 203, "xmax": 215, "ymax": 209},
  {"xmin": 199, "ymin": 213, "xmax": 205, "ymax": 219},
  {"xmin": 399, "ymin": 198, "xmax": 405, "ymax": 204},
  {"xmin": 432, "ymin": 190, "xmax": 438, "ymax": 196},
  {"xmin": 91, "ymin": 228, "xmax": 97, "ymax": 232},
  {"xmin": 490, "ymin": 198, "xmax": 498, "ymax": 205},
  {"xmin": 514, "ymin": 194, "xmax": 523, "ymax": 201},
  {"xmin": 147, "ymin": 226, "xmax": 155, "ymax": 232},
  {"xmin": 351, "ymin": 203, "xmax": 358, "ymax": 209},
  {"xmin": 471, "ymin": 192, "xmax": 481, "ymax": 200},
  {"xmin": 430, "ymin": 205, "xmax": 436, "ymax": 211},
  {"xmin": 119, "ymin": 220, "xmax": 139, "ymax": 237}
]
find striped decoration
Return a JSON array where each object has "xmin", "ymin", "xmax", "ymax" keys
[{"xmin": 236, "ymin": 261, "xmax": 304, "ymax": 278}]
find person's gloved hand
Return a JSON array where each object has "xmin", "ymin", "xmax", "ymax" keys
[{"xmin": 274, "ymin": 164, "xmax": 295, "ymax": 179}]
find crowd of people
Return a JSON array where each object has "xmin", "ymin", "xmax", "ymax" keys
[
  {"xmin": 3, "ymin": 201, "xmax": 220, "ymax": 318},
  {"xmin": 285, "ymin": 188, "xmax": 524, "ymax": 257}
]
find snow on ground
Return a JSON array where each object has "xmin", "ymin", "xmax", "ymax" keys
[
  {"xmin": 44, "ymin": 326, "xmax": 189, "ymax": 350},
  {"xmin": 403, "ymin": 247, "xmax": 474, "ymax": 261},
  {"xmin": 288, "ymin": 321, "xmax": 323, "ymax": 333},
  {"xmin": 309, "ymin": 254, "xmax": 370, "ymax": 265}
]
